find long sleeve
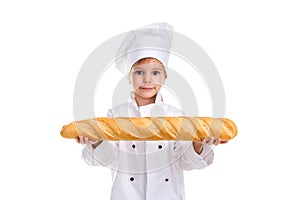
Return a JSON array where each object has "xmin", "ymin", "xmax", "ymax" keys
[
  {"xmin": 173, "ymin": 141, "xmax": 214, "ymax": 170},
  {"xmin": 81, "ymin": 109, "xmax": 119, "ymax": 167},
  {"xmin": 82, "ymin": 141, "xmax": 118, "ymax": 166},
  {"xmin": 82, "ymin": 141, "xmax": 117, "ymax": 166}
]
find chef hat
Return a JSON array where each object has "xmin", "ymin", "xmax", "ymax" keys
[{"xmin": 115, "ymin": 22, "xmax": 173, "ymax": 73}]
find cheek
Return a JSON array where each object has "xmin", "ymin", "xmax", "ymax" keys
[
  {"xmin": 155, "ymin": 83, "xmax": 163, "ymax": 90},
  {"xmin": 153, "ymin": 78, "xmax": 164, "ymax": 90},
  {"xmin": 153, "ymin": 76, "xmax": 165, "ymax": 84},
  {"xmin": 131, "ymin": 76, "xmax": 142, "ymax": 88}
]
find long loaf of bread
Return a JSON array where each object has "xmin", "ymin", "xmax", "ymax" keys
[{"xmin": 60, "ymin": 117, "xmax": 237, "ymax": 141}]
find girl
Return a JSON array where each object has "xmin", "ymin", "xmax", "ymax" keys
[{"xmin": 76, "ymin": 23, "xmax": 221, "ymax": 200}]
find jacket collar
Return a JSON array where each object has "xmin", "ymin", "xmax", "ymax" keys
[{"xmin": 129, "ymin": 91, "xmax": 163, "ymax": 109}]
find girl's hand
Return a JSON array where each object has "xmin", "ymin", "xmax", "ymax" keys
[
  {"xmin": 75, "ymin": 136, "xmax": 103, "ymax": 148},
  {"xmin": 193, "ymin": 137, "xmax": 222, "ymax": 154}
]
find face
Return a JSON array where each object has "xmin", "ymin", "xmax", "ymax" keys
[{"xmin": 129, "ymin": 58, "xmax": 166, "ymax": 105}]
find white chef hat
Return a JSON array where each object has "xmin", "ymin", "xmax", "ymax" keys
[{"xmin": 115, "ymin": 22, "xmax": 173, "ymax": 73}]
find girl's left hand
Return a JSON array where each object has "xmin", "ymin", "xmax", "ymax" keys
[{"xmin": 193, "ymin": 137, "xmax": 223, "ymax": 154}]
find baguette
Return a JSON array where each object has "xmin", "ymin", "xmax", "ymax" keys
[{"xmin": 60, "ymin": 117, "xmax": 237, "ymax": 141}]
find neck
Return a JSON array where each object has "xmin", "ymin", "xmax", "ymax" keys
[{"xmin": 135, "ymin": 94, "xmax": 157, "ymax": 107}]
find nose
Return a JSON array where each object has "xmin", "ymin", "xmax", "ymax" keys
[{"xmin": 143, "ymin": 73, "xmax": 151, "ymax": 83}]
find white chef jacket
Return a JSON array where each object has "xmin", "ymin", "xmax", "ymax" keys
[{"xmin": 82, "ymin": 92, "xmax": 214, "ymax": 200}]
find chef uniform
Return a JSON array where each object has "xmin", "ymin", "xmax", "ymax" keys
[{"xmin": 82, "ymin": 23, "xmax": 214, "ymax": 200}]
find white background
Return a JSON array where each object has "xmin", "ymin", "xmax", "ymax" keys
[{"xmin": 1, "ymin": 0, "xmax": 299, "ymax": 199}]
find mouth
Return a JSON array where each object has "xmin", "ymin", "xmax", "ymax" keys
[{"xmin": 139, "ymin": 87, "xmax": 155, "ymax": 91}]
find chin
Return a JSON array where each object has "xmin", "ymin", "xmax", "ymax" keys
[
  {"xmin": 137, "ymin": 92, "xmax": 157, "ymax": 99},
  {"xmin": 142, "ymin": 94, "xmax": 157, "ymax": 99}
]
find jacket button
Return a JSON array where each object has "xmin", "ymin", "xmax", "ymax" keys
[
  {"xmin": 132, "ymin": 144, "xmax": 135, "ymax": 148},
  {"xmin": 165, "ymin": 178, "xmax": 169, "ymax": 182},
  {"xmin": 158, "ymin": 145, "xmax": 162, "ymax": 149},
  {"xmin": 130, "ymin": 177, "xmax": 134, "ymax": 181}
]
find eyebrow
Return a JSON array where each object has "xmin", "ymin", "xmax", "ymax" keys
[
  {"xmin": 152, "ymin": 68, "xmax": 163, "ymax": 71},
  {"xmin": 133, "ymin": 67, "xmax": 163, "ymax": 71}
]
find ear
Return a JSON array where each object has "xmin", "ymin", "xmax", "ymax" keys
[{"xmin": 163, "ymin": 74, "xmax": 167, "ymax": 84}]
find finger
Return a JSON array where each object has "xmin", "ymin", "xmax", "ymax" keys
[
  {"xmin": 81, "ymin": 136, "xmax": 87, "ymax": 144},
  {"xmin": 78, "ymin": 135, "xmax": 82, "ymax": 144},
  {"xmin": 207, "ymin": 137, "xmax": 214, "ymax": 145},
  {"xmin": 89, "ymin": 139, "xmax": 98, "ymax": 144},
  {"xmin": 86, "ymin": 137, "xmax": 95, "ymax": 145},
  {"xmin": 75, "ymin": 137, "xmax": 80, "ymax": 144},
  {"xmin": 214, "ymin": 138, "xmax": 221, "ymax": 145},
  {"xmin": 84, "ymin": 137, "xmax": 90, "ymax": 144}
]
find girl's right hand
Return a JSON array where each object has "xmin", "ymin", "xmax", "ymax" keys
[{"xmin": 75, "ymin": 136, "xmax": 103, "ymax": 148}]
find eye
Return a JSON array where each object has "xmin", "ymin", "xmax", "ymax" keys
[
  {"xmin": 152, "ymin": 71, "xmax": 161, "ymax": 76},
  {"xmin": 134, "ymin": 70, "xmax": 143, "ymax": 75}
]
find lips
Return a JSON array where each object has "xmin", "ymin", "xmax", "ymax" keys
[
  {"xmin": 139, "ymin": 86, "xmax": 155, "ymax": 91},
  {"xmin": 140, "ymin": 87, "xmax": 154, "ymax": 90}
]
